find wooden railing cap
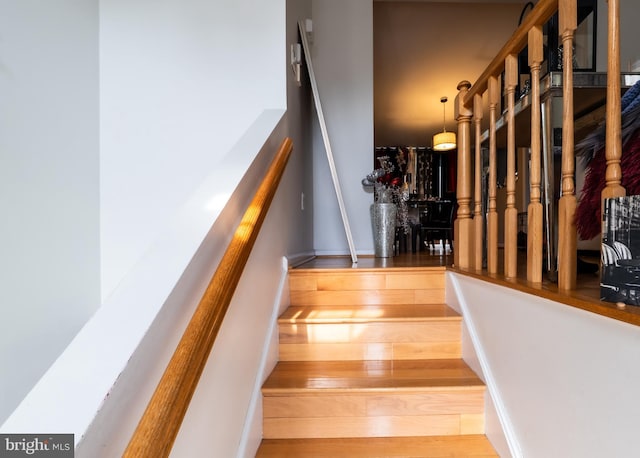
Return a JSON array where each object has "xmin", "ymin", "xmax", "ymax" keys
[
  {"xmin": 463, "ymin": 0, "xmax": 559, "ymax": 106},
  {"xmin": 457, "ymin": 80, "xmax": 472, "ymax": 91}
]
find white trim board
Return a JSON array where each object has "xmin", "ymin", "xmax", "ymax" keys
[{"xmin": 298, "ymin": 19, "xmax": 357, "ymax": 264}]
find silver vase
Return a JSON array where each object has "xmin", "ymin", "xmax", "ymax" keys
[{"xmin": 371, "ymin": 203, "xmax": 397, "ymax": 258}]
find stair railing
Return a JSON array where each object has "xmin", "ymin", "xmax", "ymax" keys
[
  {"xmin": 122, "ymin": 137, "xmax": 293, "ymax": 457},
  {"xmin": 602, "ymin": 0, "xmax": 625, "ymax": 204},
  {"xmin": 454, "ymin": 0, "xmax": 624, "ymax": 290}
]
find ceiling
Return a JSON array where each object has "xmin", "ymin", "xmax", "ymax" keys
[{"xmin": 373, "ymin": 1, "xmax": 526, "ymax": 146}]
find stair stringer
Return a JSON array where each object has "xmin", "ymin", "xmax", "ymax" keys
[
  {"xmin": 238, "ymin": 256, "xmax": 291, "ymax": 458},
  {"xmin": 447, "ymin": 272, "xmax": 520, "ymax": 458}
]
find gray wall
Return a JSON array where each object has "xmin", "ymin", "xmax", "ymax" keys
[
  {"xmin": 285, "ymin": 0, "xmax": 315, "ymax": 260},
  {"xmin": 597, "ymin": 0, "xmax": 640, "ymax": 72},
  {"xmin": 311, "ymin": 0, "xmax": 375, "ymax": 255}
]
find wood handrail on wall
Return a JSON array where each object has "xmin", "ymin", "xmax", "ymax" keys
[{"xmin": 123, "ymin": 137, "xmax": 293, "ymax": 458}]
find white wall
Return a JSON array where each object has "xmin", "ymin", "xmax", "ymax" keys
[
  {"xmin": 99, "ymin": 0, "xmax": 287, "ymax": 299},
  {"xmin": 0, "ymin": 0, "xmax": 100, "ymax": 425},
  {"xmin": 72, "ymin": 115, "xmax": 296, "ymax": 458},
  {"xmin": 1, "ymin": 112, "xmax": 301, "ymax": 456},
  {"xmin": 171, "ymin": 165, "xmax": 293, "ymax": 458},
  {"xmin": 451, "ymin": 273, "xmax": 640, "ymax": 458},
  {"xmin": 596, "ymin": 0, "xmax": 640, "ymax": 72},
  {"xmin": 311, "ymin": 0, "xmax": 375, "ymax": 255},
  {"xmin": 2, "ymin": 0, "xmax": 316, "ymax": 453},
  {"xmin": 445, "ymin": 274, "xmax": 511, "ymax": 458}
]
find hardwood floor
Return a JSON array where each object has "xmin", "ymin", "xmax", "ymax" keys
[
  {"xmin": 256, "ymin": 249, "xmax": 635, "ymax": 456},
  {"xmin": 256, "ymin": 259, "xmax": 498, "ymax": 457},
  {"xmin": 295, "ymin": 250, "xmax": 452, "ymax": 270},
  {"xmin": 256, "ymin": 435, "xmax": 498, "ymax": 457},
  {"xmin": 262, "ymin": 359, "xmax": 484, "ymax": 391},
  {"xmin": 296, "ymin": 248, "xmax": 640, "ymax": 327},
  {"xmin": 277, "ymin": 303, "xmax": 460, "ymax": 362}
]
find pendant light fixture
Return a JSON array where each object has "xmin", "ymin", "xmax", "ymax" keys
[{"xmin": 433, "ymin": 96, "xmax": 457, "ymax": 151}]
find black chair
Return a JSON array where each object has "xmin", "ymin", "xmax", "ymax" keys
[
  {"xmin": 395, "ymin": 222, "xmax": 422, "ymax": 254},
  {"xmin": 420, "ymin": 200, "xmax": 455, "ymax": 252}
]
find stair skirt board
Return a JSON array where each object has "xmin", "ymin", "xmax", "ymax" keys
[{"xmin": 449, "ymin": 273, "xmax": 520, "ymax": 458}]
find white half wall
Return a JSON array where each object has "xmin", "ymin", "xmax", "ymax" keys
[
  {"xmin": 0, "ymin": 0, "xmax": 100, "ymax": 425},
  {"xmin": 99, "ymin": 0, "xmax": 287, "ymax": 300},
  {"xmin": 1, "ymin": 112, "xmax": 293, "ymax": 456},
  {"xmin": 451, "ymin": 273, "xmax": 640, "ymax": 458},
  {"xmin": 310, "ymin": 0, "xmax": 375, "ymax": 256},
  {"xmin": 596, "ymin": 0, "xmax": 640, "ymax": 72},
  {"xmin": 444, "ymin": 274, "xmax": 511, "ymax": 458}
]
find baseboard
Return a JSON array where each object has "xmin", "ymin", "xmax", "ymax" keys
[{"xmin": 287, "ymin": 251, "xmax": 316, "ymax": 268}]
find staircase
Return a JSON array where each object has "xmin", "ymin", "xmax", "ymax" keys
[{"xmin": 256, "ymin": 265, "xmax": 497, "ymax": 457}]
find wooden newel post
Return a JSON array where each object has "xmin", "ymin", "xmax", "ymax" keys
[
  {"xmin": 602, "ymin": 0, "xmax": 625, "ymax": 203},
  {"xmin": 504, "ymin": 54, "xmax": 518, "ymax": 279},
  {"xmin": 558, "ymin": 0, "xmax": 577, "ymax": 290},
  {"xmin": 473, "ymin": 94, "xmax": 484, "ymax": 271},
  {"xmin": 454, "ymin": 80, "xmax": 473, "ymax": 269},
  {"xmin": 487, "ymin": 76, "xmax": 499, "ymax": 274},
  {"xmin": 527, "ymin": 26, "xmax": 544, "ymax": 283}
]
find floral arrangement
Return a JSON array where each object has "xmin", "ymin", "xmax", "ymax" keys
[{"xmin": 362, "ymin": 153, "xmax": 410, "ymax": 234}]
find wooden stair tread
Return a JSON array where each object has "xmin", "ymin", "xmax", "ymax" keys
[
  {"xmin": 279, "ymin": 303, "xmax": 460, "ymax": 323},
  {"xmin": 263, "ymin": 265, "xmax": 489, "ymax": 442},
  {"xmin": 256, "ymin": 434, "xmax": 498, "ymax": 457},
  {"xmin": 262, "ymin": 359, "xmax": 484, "ymax": 393},
  {"xmin": 291, "ymin": 265, "xmax": 447, "ymax": 274}
]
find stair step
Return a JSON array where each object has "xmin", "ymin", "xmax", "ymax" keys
[
  {"xmin": 279, "ymin": 303, "xmax": 460, "ymax": 323},
  {"xmin": 262, "ymin": 265, "xmax": 490, "ymax": 443},
  {"xmin": 263, "ymin": 359, "xmax": 483, "ymax": 392},
  {"xmin": 256, "ymin": 435, "xmax": 499, "ymax": 457},
  {"xmin": 289, "ymin": 267, "xmax": 446, "ymax": 306},
  {"xmin": 262, "ymin": 360, "xmax": 485, "ymax": 439},
  {"xmin": 278, "ymin": 304, "xmax": 462, "ymax": 361}
]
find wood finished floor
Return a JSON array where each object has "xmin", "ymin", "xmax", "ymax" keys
[
  {"xmin": 256, "ymin": 435, "xmax": 498, "ymax": 457},
  {"xmin": 262, "ymin": 359, "xmax": 484, "ymax": 393},
  {"xmin": 280, "ymin": 303, "xmax": 460, "ymax": 323},
  {"xmin": 296, "ymin": 249, "xmax": 453, "ymax": 270},
  {"xmin": 259, "ymin": 251, "xmax": 498, "ymax": 456},
  {"xmin": 295, "ymin": 248, "xmax": 599, "ymax": 303},
  {"xmin": 295, "ymin": 248, "xmax": 640, "ymax": 327}
]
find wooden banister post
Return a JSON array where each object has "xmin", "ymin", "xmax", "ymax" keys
[
  {"xmin": 454, "ymin": 80, "xmax": 474, "ymax": 269},
  {"xmin": 557, "ymin": 0, "xmax": 577, "ymax": 290},
  {"xmin": 527, "ymin": 26, "xmax": 544, "ymax": 283},
  {"xmin": 602, "ymin": 0, "xmax": 626, "ymax": 203},
  {"xmin": 473, "ymin": 93, "xmax": 484, "ymax": 271},
  {"xmin": 504, "ymin": 54, "xmax": 518, "ymax": 279},
  {"xmin": 487, "ymin": 76, "xmax": 499, "ymax": 274}
]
